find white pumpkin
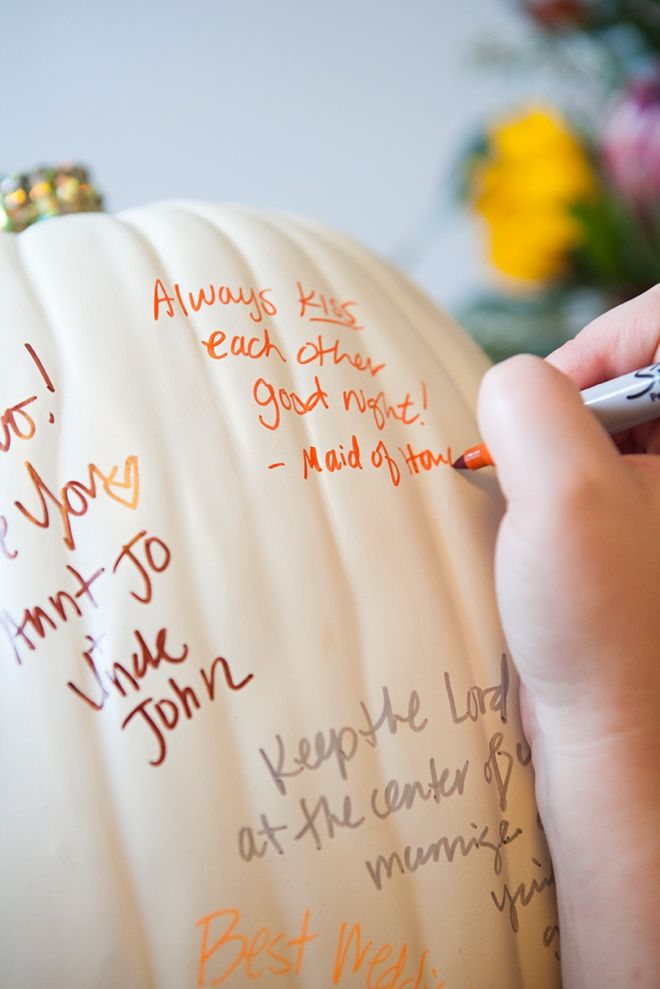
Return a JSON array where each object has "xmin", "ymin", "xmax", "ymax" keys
[{"xmin": 0, "ymin": 201, "xmax": 559, "ymax": 988}]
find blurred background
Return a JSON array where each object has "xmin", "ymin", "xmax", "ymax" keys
[{"xmin": 4, "ymin": 0, "xmax": 659, "ymax": 360}]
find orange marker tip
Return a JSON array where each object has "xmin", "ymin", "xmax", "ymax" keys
[{"xmin": 452, "ymin": 455, "xmax": 467, "ymax": 470}]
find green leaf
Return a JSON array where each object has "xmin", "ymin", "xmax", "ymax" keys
[
  {"xmin": 569, "ymin": 187, "xmax": 660, "ymax": 295},
  {"xmin": 454, "ymin": 288, "xmax": 603, "ymax": 362}
]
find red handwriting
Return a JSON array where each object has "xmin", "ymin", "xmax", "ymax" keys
[
  {"xmin": 296, "ymin": 335, "xmax": 384, "ymax": 376},
  {"xmin": 122, "ymin": 655, "xmax": 254, "ymax": 766},
  {"xmin": 67, "ymin": 626, "xmax": 189, "ymax": 711},
  {"xmin": 14, "ymin": 455, "xmax": 140, "ymax": 550},
  {"xmin": 154, "ymin": 278, "xmax": 277, "ymax": 324},
  {"xmin": 201, "ymin": 327, "xmax": 286, "ymax": 364},
  {"xmin": 253, "ymin": 375, "xmax": 329, "ymax": 431},
  {"xmin": 196, "ymin": 908, "xmax": 318, "ymax": 986},
  {"xmin": 296, "ymin": 282, "xmax": 364, "ymax": 331}
]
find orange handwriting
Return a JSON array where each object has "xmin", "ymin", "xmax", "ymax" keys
[
  {"xmin": 253, "ymin": 375, "xmax": 329, "ymax": 431},
  {"xmin": 296, "ymin": 335, "xmax": 384, "ymax": 376},
  {"xmin": 14, "ymin": 454, "xmax": 140, "ymax": 550},
  {"xmin": 303, "ymin": 434, "xmax": 363, "ymax": 479},
  {"xmin": 343, "ymin": 386, "xmax": 425, "ymax": 431},
  {"xmin": 0, "ymin": 395, "xmax": 38, "ymax": 455},
  {"xmin": 301, "ymin": 434, "xmax": 401, "ymax": 486},
  {"xmin": 371, "ymin": 440, "xmax": 401, "ymax": 487},
  {"xmin": 201, "ymin": 327, "xmax": 286, "ymax": 364},
  {"xmin": 400, "ymin": 443, "xmax": 453, "ymax": 474},
  {"xmin": 153, "ymin": 278, "xmax": 277, "ymax": 324},
  {"xmin": 332, "ymin": 920, "xmax": 447, "ymax": 988},
  {"xmin": 196, "ymin": 908, "xmax": 318, "ymax": 986},
  {"xmin": 296, "ymin": 281, "xmax": 364, "ymax": 331}
]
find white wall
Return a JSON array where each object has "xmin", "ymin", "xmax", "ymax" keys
[{"xmin": 6, "ymin": 1, "xmax": 559, "ymax": 310}]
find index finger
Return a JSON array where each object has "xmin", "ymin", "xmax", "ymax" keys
[{"xmin": 547, "ymin": 284, "xmax": 660, "ymax": 389}]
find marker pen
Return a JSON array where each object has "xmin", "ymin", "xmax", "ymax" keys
[{"xmin": 453, "ymin": 362, "xmax": 660, "ymax": 471}]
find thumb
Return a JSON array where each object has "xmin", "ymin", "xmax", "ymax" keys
[{"xmin": 477, "ymin": 354, "xmax": 628, "ymax": 505}]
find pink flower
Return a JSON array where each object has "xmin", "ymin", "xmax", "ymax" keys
[
  {"xmin": 601, "ymin": 71, "xmax": 660, "ymax": 211},
  {"xmin": 524, "ymin": 0, "xmax": 587, "ymax": 30}
]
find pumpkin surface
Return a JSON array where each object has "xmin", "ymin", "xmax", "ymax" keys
[{"xmin": 0, "ymin": 201, "xmax": 560, "ymax": 988}]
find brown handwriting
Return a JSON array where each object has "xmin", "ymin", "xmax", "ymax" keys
[
  {"xmin": 14, "ymin": 455, "xmax": 140, "ymax": 550},
  {"xmin": 0, "ymin": 515, "xmax": 17, "ymax": 559},
  {"xmin": 0, "ymin": 396, "xmax": 38, "ymax": 455},
  {"xmin": 0, "ymin": 563, "xmax": 105, "ymax": 665},
  {"xmin": 68, "ymin": 626, "xmax": 189, "ymax": 711},
  {"xmin": 122, "ymin": 656, "xmax": 254, "ymax": 766}
]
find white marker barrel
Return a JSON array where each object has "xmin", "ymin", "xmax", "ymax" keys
[{"xmin": 581, "ymin": 363, "xmax": 660, "ymax": 433}]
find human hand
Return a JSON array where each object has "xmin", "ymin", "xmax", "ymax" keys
[
  {"xmin": 478, "ymin": 285, "xmax": 660, "ymax": 751},
  {"xmin": 477, "ymin": 285, "xmax": 660, "ymax": 988}
]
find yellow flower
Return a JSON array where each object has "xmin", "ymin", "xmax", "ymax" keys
[{"xmin": 470, "ymin": 105, "xmax": 598, "ymax": 284}]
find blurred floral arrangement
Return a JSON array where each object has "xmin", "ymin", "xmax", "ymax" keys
[
  {"xmin": 459, "ymin": 0, "xmax": 660, "ymax": 361},
  {"xmin": 0, "ymin": 164, "xmax": 103, "ymax": 232}
]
